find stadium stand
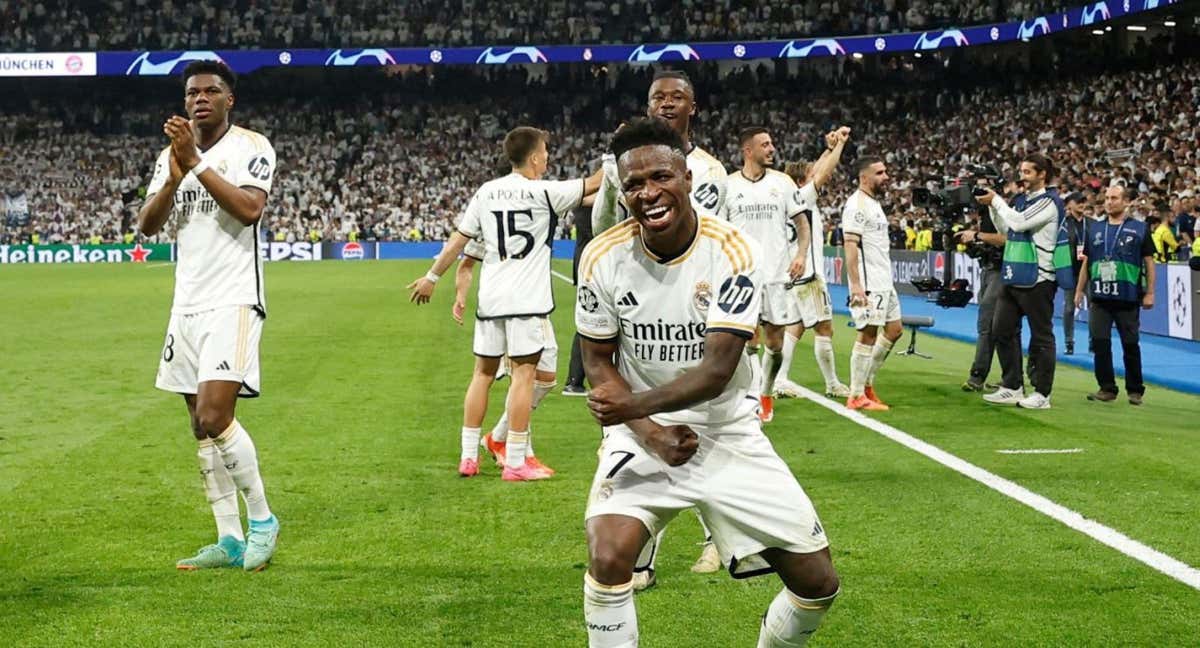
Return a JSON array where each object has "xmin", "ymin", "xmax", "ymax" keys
[
  {"xmin": 0, "ymin": 1, "xmax": 1067, "ymax": 52},
  {"xmin": 2, "ymin": 32, "xmax": 1198, "ymax": 248}
]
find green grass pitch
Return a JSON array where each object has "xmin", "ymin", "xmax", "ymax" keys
[{"xmin": 1, "ymin": 259, "xmax": 1198, "ymax": 646}]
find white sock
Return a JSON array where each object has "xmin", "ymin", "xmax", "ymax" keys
[
  {"xmin": 849, "ymin": 342, "xmax": 873, "ymax": 398},
  {"xmin": 532, "ymin": 380, "xmax": 555, "ymax": 409},
  {"xmin": 490, "ymin": 414, "xmax": 509, "ymax": 443},
  {"xmin": 461, "ymin": 426, "xmax": 481, "ymax": 460},
  {"xmin": 504, "ymin": 429, "xmax": 529, "ymax": 469},
  {"xmin": 756, "ymin": 587, "xmax": 839, "ymax": 647},
  {"xmin": 777, "ymin": 332, "xmax": 798, "ymax": 385},
  {"xmin": 198, "ymin": 438, "xmax": 243, "ymax": 541},
  {"xmin": 636, "ymin": 528, "xmax": 665, "ymax": 571},
  {"xmin": 747, "ymin": 346, "xmax": 762, "ymax": 398},
  {"xmin": 214, "ymin": 420, "xmax": 272, "ymax": 522},
  {"xmin": 761, "ymin": 348, "xmax": 782, "ymax": 397},
  {"xmin": 695, "ymin": 509, "xmax": 713, "ymax": 542},
  {"xmin": 867, "ymin": 337, "xmax": 896, "ymax": 387},
  {"xmin": 583, "ymin": 574, "xmax": 639, "ymax": 647},
  {"xmin": 813, "ymin": 335, "xmax": 839, "ymax": 388}
]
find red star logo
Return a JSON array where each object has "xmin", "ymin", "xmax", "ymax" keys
[{"xmin": 125, "ymin": 243, "xmax": 152, "ymax": 263}]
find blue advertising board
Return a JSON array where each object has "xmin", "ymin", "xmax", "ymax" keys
[{"xmin": 75, "ymin": 1, "xmax": 1176, "ymax": 77}]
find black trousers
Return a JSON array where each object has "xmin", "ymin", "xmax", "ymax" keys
[
  {"xmin": 993, "ymin": 281, "xmax": 1057, "ymax": 396},
  {"xmin": 566, "ymin": 213, "xmax": 595, "ymax": 387},
  {"xmin": 1089, "ymin": 300, "xmax": 1144, "ymax": 396}
]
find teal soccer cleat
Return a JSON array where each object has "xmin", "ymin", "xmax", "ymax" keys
[
  {"xmin": 176, "ymin": 535, "xmax": 245, "ymax": 571},
  {"xmin": 243, "ymin": 516, "xmax": 280, "ymax": 572}
]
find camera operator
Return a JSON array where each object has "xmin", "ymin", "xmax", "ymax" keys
[
  {"xmin": 955, "ymin": 197, "xmax": 1010, "ymax": 392},
  {"xmin": 1061, "ymin": 193, "xmax": 1088, "ymax": 355},
  {"xmin": 974, "ymin": 154, "xmax": 1065, "ymax": 410}
]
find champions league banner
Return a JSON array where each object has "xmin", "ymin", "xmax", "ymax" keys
[{"xmin": 89, "ymin": 1, "xmax": 1177, "ymax": 77}]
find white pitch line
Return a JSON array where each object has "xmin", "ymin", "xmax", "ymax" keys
[
  {"xmin": 997, "ymin": 448, "xmax": 1084, "ymax": 455},
  {"xmin": 551, "ymin": 269, "xmax": 575, "ymax": 285},
  {"xmin": 792, "ymin": 383, "xmax": 1200, "ymax": 591}
]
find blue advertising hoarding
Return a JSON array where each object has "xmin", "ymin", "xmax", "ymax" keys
[{"xmin": 66, "ymin": 1, "xmax": 1178, "ymax": 77}]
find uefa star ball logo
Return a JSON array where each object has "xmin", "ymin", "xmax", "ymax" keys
[
  {"xmin": 279, "ymin": 51, "xmax": 292, "ymax": 65},
  {"xmin": 875, "ymin": 38, "xmax": 886, "ymax": 51},
  {"xmin": 734, "ymin": 44, "xmax": 746, "ymax": 58},
  {"xmin": 430, "ymin": 50, "xmax": 443, "ymax": 63}
]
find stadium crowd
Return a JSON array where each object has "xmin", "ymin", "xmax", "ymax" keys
[
  {"xmin": 0, "ymin": 0, "xmax": 1066, "ymax": 52},
  {"xmin": 3, "ymin": 49, "xmax": 1199, "ymax": 257}
]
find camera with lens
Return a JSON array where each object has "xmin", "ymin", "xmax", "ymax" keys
[
  {"xmin": 964, "ymin": 237, "xmax": 1003, "ymax": 268},
  {"xmin": 911, "ymin": 164, "xmax": 1004, "ymax": 223}
]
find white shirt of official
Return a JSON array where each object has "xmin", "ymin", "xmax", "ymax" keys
[
  {"xmin": 147, "ymin": 125, "xmax": 276, "ymax": 316},
  {"xmin": 456, "ymin": 172, "xmax": 584, "ymax": 319},
  {"xmin": 840, "ymin": 189, "xmax": 894, "ymax": 292}
]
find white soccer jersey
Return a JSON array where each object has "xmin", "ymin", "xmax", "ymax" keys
[
  {"xmin": 840, "ymin": 189, "xmax": 894, "ymax": 292},
  {"xmin": 575, "ymin": 215, "xmax": 762, "ymax": 430},
  {"xmin": 591, "ymin": 144, "xmax": 728, "ymax": 234},
  {"xmin": 457, "ymin": 172, "xmax": 584, "ymax": 319},
  {"xmin": 147, "ymin": 125, "xmax": 275, "ymax": 316},
  {"xmin": 721, "ymin": 170, "xmax": 812, "ymax": 284},
  {"xmin": 463, "ymin": 237, "xmax": 486, "ymax": 261}
]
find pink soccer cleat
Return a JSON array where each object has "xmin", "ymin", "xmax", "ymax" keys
[
  {"xmin": 525, "ymin": 456, "xmax": 556, "ymax": 476},
  {"xmin": 458, "ymin": 458, "xmax": 479, "ymax": 477},
  {"xmin": 481, "ymin": 433, "xmax": 507, "ymax": 466},
  {"xmin": 501, "ymin": 463, "xmax": 552, "ymax": 482}
]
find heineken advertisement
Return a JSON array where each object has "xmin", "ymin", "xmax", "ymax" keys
[{"xmin": 0, "ymin": 243, "xmax": 173, "ymax": 264}]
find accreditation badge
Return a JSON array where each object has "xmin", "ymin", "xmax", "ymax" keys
[{"xmin": 1098, "ymin": 260, "xmax": 1117, "ymax": 282}]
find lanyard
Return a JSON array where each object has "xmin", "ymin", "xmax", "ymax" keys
[{"xmin": 1102, "ymin": 220, "xmax": 1128, "ymax": 261}]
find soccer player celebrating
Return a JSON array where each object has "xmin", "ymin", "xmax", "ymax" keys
[
  {"xmin": 138, "ymin": 60, "xmax": 280, "ymax": 571},
  {"xmin": 722, "ymin": 126, "xmax": 850, "ymax": 421},
  {"xmin": 590, "ymin": 68, "xmax": 730, "ymax": 584},
  {"xmin": 452, "ymin": 238, "xmax": 557, "ymax": 476},
  {"xmin": 842, "ymin": 157, "xmax": 904, "ymax": 411},
  {"xmin": 773, "ymin": 152, "xmax": 853, "ymax": 400},
  {"xmin": 409, "ymin": 126, "xmax": 600, "ymax": 481},
  {"xmin": 577, "ymin": 118, "xmax": 839, "ymax": 648}
]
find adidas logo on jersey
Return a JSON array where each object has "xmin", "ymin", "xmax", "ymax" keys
[
  {"xmin": 216, "ymin": 361, "xmax": 231, "ymax": 371},
  {"xmin": 617, "ymin": 291, "xmax": 639, "ymax": 307}
]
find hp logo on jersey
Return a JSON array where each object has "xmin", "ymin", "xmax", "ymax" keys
[
  {"xmin": 248, "ymin": 156, "xmax": 272, "ymax": 181},
  {"xmin": 717, "ymin": 275, "xmax": 755, "ymax": 314},
  {"xmin": 693, "ymin": 183, "xmax": 720, "ymax": 211}
]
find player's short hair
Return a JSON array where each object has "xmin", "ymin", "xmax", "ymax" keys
[
  {"xmin": 1106, "ymin": 185, "xmax": 1135, "ymax": 202},
  {"xmin": 651, "ymin": 69, "xmax": 694, "ymax": 95},
  {"xmin": 503, "ymin": 127, "xmax": 549, "ymax": 166},
  {"xmin": 855, "ymin": 155, "xmax": 884, "ymax": 176},
  {"xmin": 610, "ymin": 118, "xmax": 686, "ymax": 161},
  {"xmin": 783, "ymin": 161, "xmax": 806, "ymax": 184},
  {"xmin": 739, "ymin": 126, "xmax": 770, "ymax": 147},
  {"xmin": 1022, "ymin": 153, "xmax": 1056, "ymax": 181},
  {"xmin": 182, "ymin": 60, "xmax": 236, "ymax": 91}
]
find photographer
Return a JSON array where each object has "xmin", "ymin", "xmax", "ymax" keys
[
  {"xmin": 974, "ymin": 154, "xmax": 1066, "ymax": 410},
  {"xmin": 955, "ymin": 201, "xmax": 1010, "ymax": 392},
  {"xmin": 1061, "ymin": 193, "xmax": 1088, "ymax": 354}
]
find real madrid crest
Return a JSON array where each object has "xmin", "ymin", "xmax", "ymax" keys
[
  {"xmin": 693, "ymin": 281, "xmax": 711, "ymax": 312},
  {"xmin": 218, "ymin": 160, "xmax": 229, "ymax": 175}
]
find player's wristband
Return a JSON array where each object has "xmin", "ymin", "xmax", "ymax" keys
[
  {"xmin": 424, "ymin": 270, "xmax": 440, "ymax": 283},
  {"xmin": 190, "ymin": 159, "xmax": 211, "ymax": 176}
]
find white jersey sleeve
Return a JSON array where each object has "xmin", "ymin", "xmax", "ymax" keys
[
  {"xmin": 147, "ymin": 147, "xmax": 171, "ymax": 197},
  {"xmin": 234, "ymin": 140, "xmax": 277, "ymax": 194},
  {"xmin": 687, "ymin": 148, "xmax": 727, "ymax": 218},
  {"xmin": 707, "ymin": 227, "xmax": 762, "ymax": 339},
  {"xmin": 790, "ymin": 181, "xmax": 817, "ymax": 219},
  {"xmin": 456, "ymin": 189, "xmax": 485, "ymax": 239},
  {"xmin": 463, "ymin": 236, "xmax": 486, "ymax": 260},
  {"xmin": 544, "ymin": 179, "xmax": 585, "ymax": 217},
  {"xmin": 574, "ymin": 242, "xmax": 620, "ymax": 341}
]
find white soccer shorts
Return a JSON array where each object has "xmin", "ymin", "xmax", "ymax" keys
[
  {"xmin": 155, "ymin": 305, "xmax": 263, "ymax": 397},
  {"xmin": 849, "ymin": 288, "xmax": 902, "ymax": 329},
  {"xmin": 793, "ymin": 276, "xmax": 834, "ymax": 328},
  {"xmin": 473, "ymin": 315, "xmax": 548, "ymax": 359},
  {"xmin": 586, "ymin": 419, "xmax": 829, "ymax": 578},
  {"xmin": 760, "ymin": 282, "xmax": 802, "ymax": 327},
  {"xmin": 536, "ymin": 318, "xmax": 558, "ymax": 373}
]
